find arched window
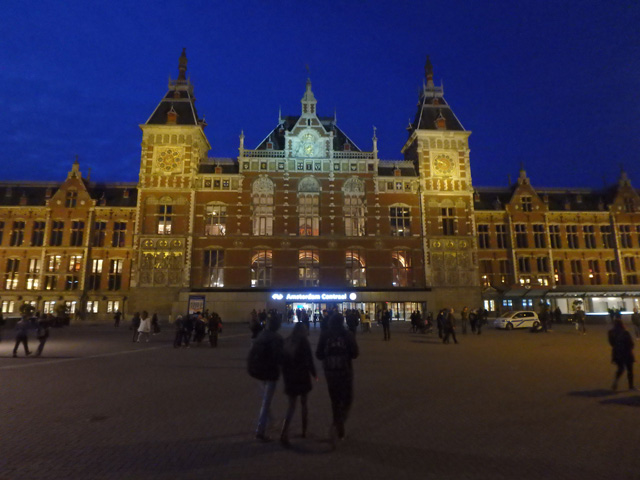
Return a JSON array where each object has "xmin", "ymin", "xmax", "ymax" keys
[
  {"xmin": 252, "ymin": 177, "xmax": 274, "ymax": 236},
  {"xmin": 391, "ymin": 250, "xmax": 412, "ymax": 287},
  {"xmin": 251, "ymin": 249, "xmax": 272, "ymax": 287},
  {"xmin": 298, "ymin": 177, "xmax": 320, "ymax": 236},
  {"xmin": 345, "ymin": 249, "xmax": 366, "ymax": 287},
  {"xmin": 299, "ymin": 249, "xmax": 319, "ymax": 287}
]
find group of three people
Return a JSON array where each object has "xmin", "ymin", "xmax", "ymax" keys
[{"xmin": 250, "ymin": 311, "xmax": 358, "ymax": 448}]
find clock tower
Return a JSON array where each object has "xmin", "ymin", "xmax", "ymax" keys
[{"xmin": 401, "ymin": 57, "xmax": 480, "ymax": 311}]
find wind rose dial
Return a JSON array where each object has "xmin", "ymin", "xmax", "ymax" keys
[
  {"xmin": 433, "ymin": 154, "xmax": 454, "ymax": 175},
  {"xmin": 156, "ymin": 148, "xmax": 182, "ymax": 173}
]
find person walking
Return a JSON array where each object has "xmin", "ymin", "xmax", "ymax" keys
[
  {"xmin": 249, "ymin": 316, "xmax": 284, "ymax": 441},
  {"xmin": 574, "ymin": 306, "xmax": 586, "ymax": 335},
  {"xmin": 35, "ymin": 315, "xmax": 51, "ymax": 357},
  {"xmin": 280, "ymin": 323, "xmax": 317, "ymax": 447},
  {"xmin": 631, "ymin": 307, "xmax": 640, "ymax": 339},
  {"xmin": 13, "ymin": 316, "xmax": 32, "ymax": 357},
  {"xmin": 460, "ymin": 307, "xmax": 469, "ymax": 334},
  {"xmin": 151, "ymin": 313, "xmax": 160, "ymax": 335},
  {"xmin": 173, "ymin": 315, "xmax": 185, "ymax": 347},
  {"xmin": 316, "ymin": 313, "xmax": 359, "ymax": 448},
  {"xmin": 381, "ymin": 308, "xmax": 391, "ymax": 341},
  {"xmin": 608, "ymin": 319, "xmax": 635, "ymax": 391},
  {"xmin": 137, "ymin": 311, "xmax": 151, "ymax": 342},
  {"xmin": 442, "ymin": 308, "xmax": 458, "ymax": 344},
  {"xmin": 113, "ymin": 310, "xmax": 121, "ymax": 328},
  {"xmin": 131, "ymin": 312, "xmax": 141, "ymax": 342},
  {"xmin": 208, "ymin": 311, "xmax": 221, "ymax": 348}
]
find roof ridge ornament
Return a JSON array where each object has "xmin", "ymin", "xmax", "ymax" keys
[
  {"xmin": 425, "ymin": 55, "xmax": 434, "ymax": 89},
  {"xmin": 177, "ymin": 48, "xmax": 187, "ymax": 83}
]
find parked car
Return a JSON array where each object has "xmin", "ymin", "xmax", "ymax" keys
[{"xmin": 493, "ymin": 311, "xmax": 540, "ymax": 330}]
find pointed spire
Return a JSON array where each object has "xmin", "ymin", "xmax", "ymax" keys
[
  {"xmin": 372, "ymin": 125, "xmax": 378, "ymax": 153},
  {"xmin": 177, "ymin": 48, "xmax": 187, "ymax": 83},
  {"xmin": 619, "ymin": 166, "xmax": 631, "ymax": 187},
  {"xmin": 301, "ymin": 78, "xmax": 317, "ymax": 116},
  {"xmin": 425, "ymin": 55, "xmax": 434, "ymax": 89}
]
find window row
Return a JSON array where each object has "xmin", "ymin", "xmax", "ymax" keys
[
  {"xmin": 202, "ymin": 249, "xmax": 414, "ymax": 288},
  {"xmin": 0, "ymin": 220, "xmax": 128, "ymax": 247},
  {"xmin": 0, "ymin": 299, "xmax": 121, "ymax": 315},
  {"xmin": 478, "ymin": 224, "xmax": 640, "ymax": 250}
]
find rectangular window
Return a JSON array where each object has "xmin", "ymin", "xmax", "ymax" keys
[
  {"xmin": 86, "ymin": 301, "xmax": 99, "ymax": 313},
  {"xmin": 549, "ymin": 225, "xmax": 562, "ymax": 249},
  {"xmin": 570, "ymin": 259, "xmax": 583, "ymax": 285},
  {"xmin": 43, "ymin": 301, "xmax": 56, "ymax": 314},
  {"xmin": 108, "ymin": 259, "xmax": 123, "ymax": 291},
  {"xmin": 496, "ymin": 224, "xmax": 509, "ymax": 249},
  {"xmin": 204, "ymin": 205, "xmax": 227, "ymax": 236},
  {"xmin": 533, "ymin": 224, "xmax": 546, "ymax": 248},
  {"xmin": 498, "ymin": 259, "xmax": 511, "ymax": 284},
  {"xmin": 112, "ymin": 222, "xmax": 126, "ymax": 247},
  {"xmin": 66, "ymin": 190, "xmax": 77, "ymax": 208},
  {"xmin": 477, "ymin": 224, "xmax": 490, "ymax": 248},
  {"xmin": 298, "ymin": 250, "xmax": 320, "ymax": 287},
  {"xmin": 521, "ymin": 196, "xmax": 532, "ymax": 212},
  {"xmin": 605, "ymin": 259, "xmax": 619, "ymax": 284},
  {"xmin": 624, "ymin": 256, "xmax": 637, "ymax": 273},
  {"xmin": 68, "ymin": 255, "xmax": 83, "ymax": 272},
  {"xmin": 567, "ymin": 225, "xmax": 579, "ymax": 249},
  {"xmin": 620, "ymin": 225, "xmax": 632, "ymax": 248},
  {"xmin": 391, "ymin": 249, "xmax": 411, "ymax": 287},
  {"xmin": 203, "ymin": 250, "xmax": 224, "ymax": 287},
  {"xmin": 4, "ymin": 258, "xmax": 20, "ymax": 290},
  {"xmin": 10, "ymin": 221, "xmax": 25, "ymax": 247},
  {"xmin": 1, "ymin": 300, "xmax": 15, "ymax": 313},
  {"xmin": 479, "ymin": 259, "xmax": 492, "ymax": 287},
  {"xmin": 44, "ymin": 275, "xmax": 57, "ymax": 290},
  {"xmin": 253, "ymin": 195, "xmax": 273, "ymax": 236},
  {"xmin": 26, "ymin": 258, "xmax": 40, "ymax": 290},
  {"xmin": 390, "ymin": 206, "xmax": 411, "ymax": 237},
  {"xmin": 92, "ymin": 221, "xmax": 107, "ymax": 247},
  {"xmin": 518, "ymin": 257, "xmax": 531, "ymax": 273},
  {"xmin": 49, "ymin": 221, "xmax": 64, "ymax": 246},
  {"xmin": 441, "ymin": 208, "xmax": 456, "ymax": 236},
  {"xmin": 346, "ymin": 249, "xmax": 366, "ymax": 287},
  {"xmin": 65, "ymin": 275, "xmax": 79, "ymax": 290},
  {"xmin": 588, "ymin": 259, "xmax": 601, "ymax": 285},
  {"xmin": 31, "ymin": 221, "xmax": 45, "ymax": 246},
  {"xmin": 46, "ymin": 255, "xmax": 62, "ymax": 272},
  {"xmin": 88, "ymin": 258, "xmax": 103, "ymax": 290},
  {"xmin": 251, "ymin": 249, "xmax": 272, "ymax": 288},
  {"xmin": 107, "ymin": 301, "xmax": 120, "ymax": 314},
  {"xmin": 157, "ymin": 205, "xmax": 172, "ymax": 235},
  {"xmin": 554, "ymin": 260, "xmax": 566, "ymax": 285},
  {"xmin": 0, "ymin": 221, "xmax": 4, "ymax": 245},
  {"xmin": 601, "ymin": 225, "xmax": 613, "ymax": 248},
  {"xmin": 583, "ymin": 225, "xmax": 596, "ymax": 249},
  {"xmin": 299, "ymin": 194, "xmax": 320, "ymax": 236},
  {"xmin": 344, "ymin": 195, "xmax": 365, "ymax": 237},
  {"xmin": 70, "ymin": 221, "xmax": 85, "ymax": 247},
  {"xmin": 536, "ymin": 257, "xmax": 550, "ymax": 273},
  {"xmin": 515, "ymin": 224, "xmax": 528, "ymax": 248}
]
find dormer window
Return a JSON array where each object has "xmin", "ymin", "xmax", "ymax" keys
[
  {"xmin": 266, "ymin": 142, "xmax": 273, "ymax": 150},
  {"xmin": 520, "ymin": 196, "xmax": 532, "ymax": 212},
  {"xmin": 66, "ymin": 190, "xmax": 78, "ymax": 208},
  {"xmin": 123, "ymin": 189, "xmax": 129, "ymax": 199},
  {"xmin": 435, "ymin": 111, "xmax": 446, "ymax": 130},
  {"xmin": 624, "ymin": 197, "xmax": 635, "ymax": 212},
  {"xmin": 344, "ymin": 143, "xmax": 351, "ymax": 151}
]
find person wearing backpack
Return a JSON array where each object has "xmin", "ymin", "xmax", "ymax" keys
[
  {"xmin": 280, "ymin": 323, "xmax": 317, "ymax": 447},
  {"xmin": 316, "ymin": 312, "xmax": 359, "ymax": 447},
  {"xmin": 248, "ymin": 316, "xmax": 284, "ymax": 441}
]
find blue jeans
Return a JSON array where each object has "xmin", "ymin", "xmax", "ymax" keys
[{"xmin": 256, "ymin": 380, "xmax": 277, "ymax": 436}]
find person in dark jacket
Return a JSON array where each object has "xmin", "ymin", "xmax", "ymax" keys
[
  {"xmin": 130, "ymin": 312, "xmax": 141, "ymax": 342},
  {"xmin": 35, "ymin": 315, "xmax": 51, "ymax": 356},
  {"xmin": 151, "ymin": 313, "xmax": 160, "ymax": 335},
  {"xmin": 381, "ymin": 308, "xmax": 391, "ymax": 341},
  {"xmin": 608, "ymin": 319, "xmax": 636, "ymax": 391},
  {"xmin": 254, "ymin": 316, "xmax": 284, "ymax": 441},
  {"xmin": 631, "ymin": 307, "xmax": 640, "ymax": 339},
  {"xmin": 173, "ymin": 315, "xmax": 185, "ymax": 347},
  {"xmin": 13, "ymin": 316, "xmax": 32, "ymax": 357},
  {"xmin": 316, "ymin": 313, "xmax": 359, "ymax": 447},
  {"xmin": 280, "ymin": 323, "xmax": 317, "ymax": 446},
  {"xmin": 442, "ymin": 308, "xmax": 458, "ymax": 344},
  {"xmin": 208, "ymin": 311, "xmax": 221, "ymax": 347}
]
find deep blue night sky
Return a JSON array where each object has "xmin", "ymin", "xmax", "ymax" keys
[{"xmin": 2, "ymin": 0, "xmax": 639, "ymax": 188}]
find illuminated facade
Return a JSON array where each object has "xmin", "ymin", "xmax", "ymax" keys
[{"xmin": 0, "ymin": 51, "xmax": 638, "ymax": 321}]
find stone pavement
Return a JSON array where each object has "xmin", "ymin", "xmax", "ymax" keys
[{"xmin": 1, "ymin": 320, "xmax": 639, "ymax": 480}]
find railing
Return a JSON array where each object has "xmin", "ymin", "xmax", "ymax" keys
[
  {"xmin": 333, "ymin": 151, "xmax": 375, "ymax": 160},
  {"xmin": 242, "ymin": 150, "xmax": 286, "ymax": 158}
]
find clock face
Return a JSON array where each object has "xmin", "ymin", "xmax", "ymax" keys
[
  {"xmin": 433, "ymin": 155, "xmax": 454, "ymax": 175},
  {"xmin": 156, "ymin": 148, "xmax": 182, "ymax": 173},
  {"xmin": 304, "ymin": 143, "xmax": 314, "ymax": 156}
]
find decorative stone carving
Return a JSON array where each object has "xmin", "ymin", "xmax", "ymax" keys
[{"xmin": 342, "ymin": 176, "xmax": 365, "ymax": 194}]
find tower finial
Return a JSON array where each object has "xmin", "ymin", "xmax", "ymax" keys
[
  {"xmin": 177, "ymin": 48, "xmax": 187, "ymax": 83},
  {"xmin": 425, "ymin": 55, "xmax": 434, "ymax": 89}
]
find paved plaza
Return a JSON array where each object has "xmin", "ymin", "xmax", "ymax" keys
[{"xmin": 1, "ymin": 319, "xmax": 639, "ymax": 480}]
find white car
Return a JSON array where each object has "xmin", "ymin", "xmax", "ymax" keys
[{"xmin": 493, "ymin": 311, "xmax": 540, "ymax": 330}]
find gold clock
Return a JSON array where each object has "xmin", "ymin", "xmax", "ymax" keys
[
  {"xmin": 433, "ymin": 155, "xmax": 454, "ymax": 175},
  {"xmin": 156, "ymin": 148, "xmax": 182, "ymax": 173}
]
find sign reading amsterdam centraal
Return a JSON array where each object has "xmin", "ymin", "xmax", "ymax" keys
[{"xmin": 271, "ymin": 292, "xmax": 357, "ymax": 301}]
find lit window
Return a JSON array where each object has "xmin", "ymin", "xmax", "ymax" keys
[{"xmin": 205, "ymin": 205, "xmax": 227, "ymax": 236}]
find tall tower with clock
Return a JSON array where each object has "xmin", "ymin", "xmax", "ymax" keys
[
  {"xmin": 402, "ymin": 57, "xmax": 480, "ymax": 311},
  {"xmin": 130, "ymin": 49, "xmax": 211, "ymax": 313}
]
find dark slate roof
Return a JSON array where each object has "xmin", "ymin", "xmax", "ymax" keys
[
  {"xmin": 199, "ymin": 158, "xmax": 239, "ymax": 174},
  {"xmin": 473, "ymin": 185, "xmax": 628, "ymax": 212},
  {"xmin": 255, "ymin": 116, "xmax": 361, "ymax": 152},
  {"xmin": 408, "ymin": 88, "xmax": 465, "ymax": 133},
  {"xmin": 377, "ymin": 160, "xmax": 418, "ymax": 177},
  {"xmin": 0, "ymin": 182, "xmax": 137, "ymax": 208},
  {"xmin": 145, "ymin": 82, "xmax": 203, "ymax": 126}
]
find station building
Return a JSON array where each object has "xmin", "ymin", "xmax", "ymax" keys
[{"xmin": 0, "ymin": 51, "xmax": 637, "ymax": 322}]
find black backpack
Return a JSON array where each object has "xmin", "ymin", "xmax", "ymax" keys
[{"xmin": 323, "ymin": 334, "xmax": 349, "ymax": 372}]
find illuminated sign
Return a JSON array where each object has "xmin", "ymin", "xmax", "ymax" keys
[{"xmin": 270, "ymin": 292, "xmax": 357, "ymax": 301}]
